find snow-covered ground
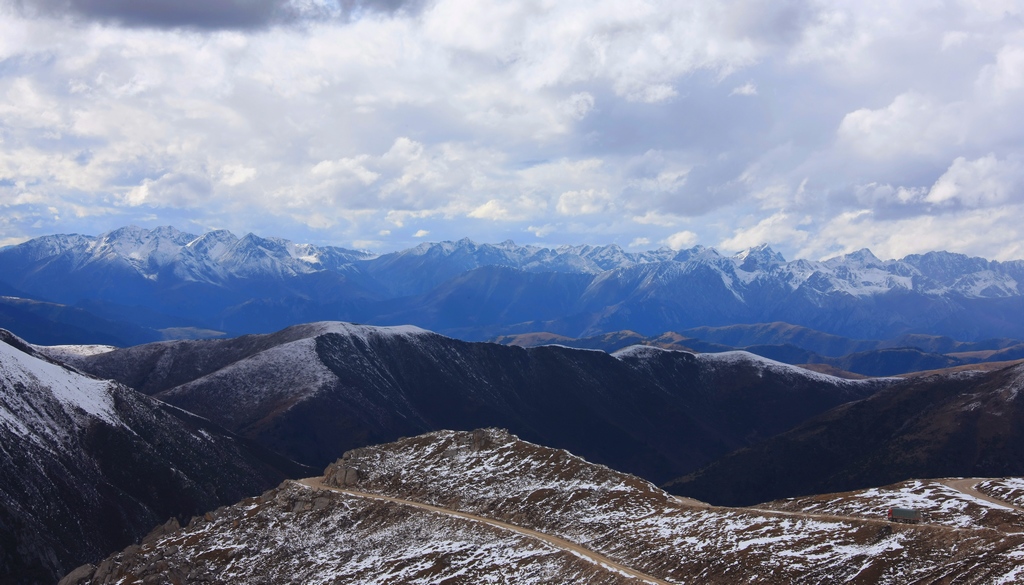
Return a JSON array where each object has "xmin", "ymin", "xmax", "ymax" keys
[
  {"xmin": 763, "ymin": 479, "xmax": 1024, "ymax": 530},
  {"xmin": 0, "ymin": 337, "xmax": 124, "ymax": 444}
]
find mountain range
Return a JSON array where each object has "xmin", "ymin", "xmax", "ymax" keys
[
  {"xmin": 66, "ymin": 322, "xmax": 887, "ymax": 480},
  {"xmin": 3, "ymin": 225, "xmax": 1024, "ymax": 345}
]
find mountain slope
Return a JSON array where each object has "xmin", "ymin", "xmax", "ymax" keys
[
  {"xmin": 0, "ymin": 330, "xmax": 311, "ymax": 584},
  {"xmin": 73, "ymin": 322, "xmax": 888, "ymax": 484},
  {"xmin": 0, "ymin": 296, "xmax": 163, "ymax": 347},
  {"xmin": 667, "ymin": 362, "xmax": 1024, "ymax": 506},
  {"xmin": 71, "ymin": 429, "xmax": 1024, "ymax": 584}
]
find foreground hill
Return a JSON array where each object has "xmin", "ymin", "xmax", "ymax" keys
[
  {"xmin": 0, "ymin": 330, "xmax": 311, "ymax": 584},
  {"xmin": 68, "ymin": 429, "xmax": 1024, "ymax": 584},
  {"xmin": 668, "ymin": 362, "xmax": 1024, "ymax": 506},
  {"xmin": 71, "ymin": 322, "xmax": 888, "ymax": 482},
  {"xmin": 4, "ymin": 226, "xmax": 1024, "ymax": 341}
]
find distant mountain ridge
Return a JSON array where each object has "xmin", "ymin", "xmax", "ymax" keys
[
  {"xmin": 492, "ymin": 324, "xmax": 1024, "ymax": 377},
  {"xmin": 3, "ymin": 225, "xmax": 1024, "ymax": 342}
]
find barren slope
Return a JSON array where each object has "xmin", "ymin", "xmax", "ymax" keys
[{"xmin": 75, "ymin": 430, "xmax": 1024, "ymax": 584}]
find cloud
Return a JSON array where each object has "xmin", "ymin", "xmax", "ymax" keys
[
  {"xmin": 837, "ymin": 92, "xmax": 966, "ymax": 160},
  {"xmin": 729, "ymin": 82, "xmax": 757, "ymax": 96},
  {"xmin": 719, "ymin": 211, "xmax": 808, "ymax": 253},
  {"xmin": 125, "ymin": 172, "xmax": 213, "ymax": 207},
  {"xmin": 796, "ymin": 207, "xmax": 1024, "ymax": 262},
  {"xmin": 220, "ymin": 164, "xmax": 257, "ymax": 186},
  {"xmin": 977, "ymin": 45, "xmax": 1024, "ymax": 103},
  {"xmin": 10, "ymin": 0, "xmax": 425, "ymax": 29},
  {"xmin": 925, "ymin": 154, "xmax": 1023, "ymax": 208},
  {"xmin": 556, "ymin": 189, "xmax": 611, "ymax": 216},
  {"xmin": 412, "ymin": 229, "xmax": 429, "ymax": 237},
  {"xmin": 1, "ymin": 1, "xmax": 1023, "ymax": 261},
  {"xmin": 13, "ymin": 0, "xmax": 303, "ymax": 29},
  {"xmin": 663, "ymin": 230, "xmax": 698, "ymax": 250}
]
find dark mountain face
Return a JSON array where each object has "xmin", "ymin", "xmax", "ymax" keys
[
  {"xmin": 0, "ymin": 296, "xmax": 163, "ymax": 347},
  {"xmin": 667, "ymin": 363, "xmax": 1024, "ymax": 507},
  {"xmin": 0, "ymin": 330, "xmax": 311, "ymax": 584},
  {"xmin": 73, "ymin": 322, "xmax": 890, "ymax": 485}
]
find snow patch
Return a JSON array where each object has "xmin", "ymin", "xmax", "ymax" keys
[
  {"xmin": 0, "ymin": 340, "xmax": 122, "ymax": 427},
  {"xmin": 305, "ymin": 321, "xmax": 433, "ymax": 341},
  {"xmin": 33, "ymin": 344, "xmax": 118, "ymax": 360}
]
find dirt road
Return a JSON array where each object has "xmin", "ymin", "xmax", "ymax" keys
[
  {"xmin": 296, "ymin": 477, "xmax": 673, "ymax": 585},
  {"xmin": 940, "ymin": 478, "xmax": 1024, "ymax": 513}
]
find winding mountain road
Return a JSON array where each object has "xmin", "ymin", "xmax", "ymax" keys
[
  {"xmin": 939, "ymin": 478, "xmax": 1024, "ymax": 513},
  {"xmin": 296, "ymin": 477, "xmax": 673, "ymax": 585}
]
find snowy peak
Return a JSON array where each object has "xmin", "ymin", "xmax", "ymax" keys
[
  {"xmin": 825, "ymin": 247, "xmax": 884, "ymax": 269},
  {"xmin": 185, "ymin": 229, "xmax": 238, "ymax": 261},
  {"xmin": 735, "ymin": 243, "xmax": 786, "ymax": 271}
]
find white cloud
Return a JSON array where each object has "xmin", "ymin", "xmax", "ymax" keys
[
  {"xmin": 797, "ymin": 206, "xmax": 1024, "ymax": 262},
  {"xmin": 629, "ymin": 236, "xmax": 651, "ymax": 248},
  {"xmin": 627, "ymin": 83, "xmax": 678, "ymax": 103},
  {"xmin": 663, "ymin": 230, "xmax": 698, "ymax": 250},
  {"xmin": 413, "ymin": 229, "xmax": 429, "ymax": 237},
  {"xmin": 631, "ymin": 211, "xmax": 681, "ymax": 227},
  {"xmin": 556, "ymin": 189, "xmax": 611, "ymax": 216},
  {"xmin": 468, "ymin": 196, "xmax": 547, "ymax": 221},
  {"xmin": 837, "ymin": 92, "xmax": 966, "ymax": 160},
  {"xmin": 220, "ymin": 164, "xmax": 257, "ymax": 186},
  {"xmin": 719, "ymin": 212, "xmax": 808, "ymax": 253},
  {"xmin": 977, "ymin": 44, "xmax": 1024, "ymax": 103},
  {"xmin": 730, "ymin": 82, "xmax": 757, "ymax": 96},
  {"xmin": 311, "ymin": 156, "xmax": 380, "ymax": 185},
  {"xmin": 941, "ymin": 31, "xmax": 969, "ymax": 51},
  {"xmin": 925, "ymin": 154, "xmax": 1023, "ymax": 207},
  {"xmin": 558, "ymin": 92, "xmax": 596, "ymax": 120}
]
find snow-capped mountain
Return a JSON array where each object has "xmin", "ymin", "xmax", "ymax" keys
[
  {"xmin": 72, "ymin": 321, "xmax": 889, "ymax": 481},
  {"xmin": 2, "ymin": 225, "xmax": 1024, "ymax": 342},
  {"xmin": 0, "ymin": 329, "xmax": 310, "ymax": 583},
  {"xmin": 71, "ymin": 429, "xmax": 1024, "ymax": 584}
]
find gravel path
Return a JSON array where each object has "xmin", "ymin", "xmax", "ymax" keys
[{"xmin": 297, "ymin": 477, "xmax": 674, "ymax": 585}]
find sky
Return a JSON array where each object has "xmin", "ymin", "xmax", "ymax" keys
[{"xmin": 1, "ymin": 0, "xmax": 1023, "ymax": 261}]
